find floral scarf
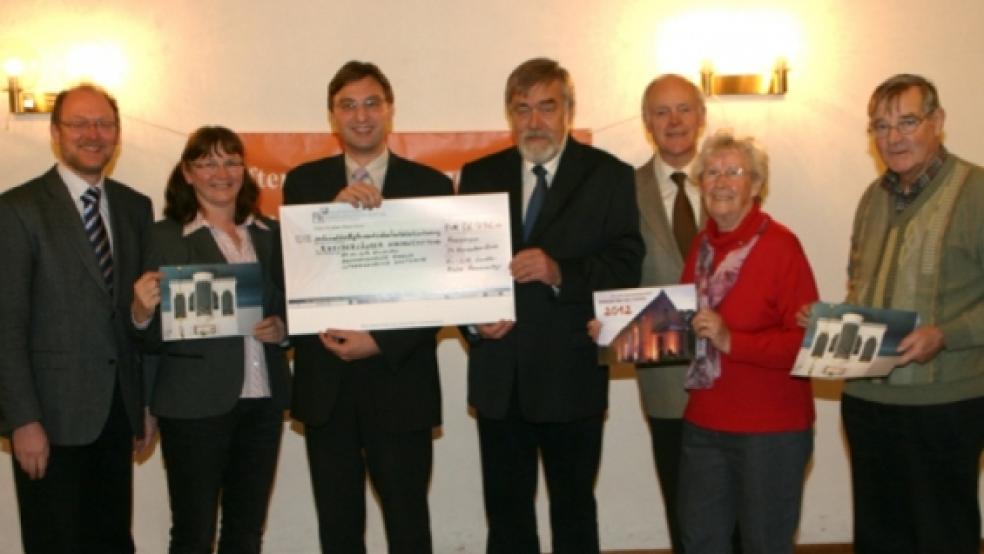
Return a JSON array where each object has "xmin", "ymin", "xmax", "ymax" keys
[{"xmin": 685, "ymin": 215, "xmax": 770, "ymax": 389}]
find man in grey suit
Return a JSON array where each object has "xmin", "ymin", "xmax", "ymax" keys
[
  {"xmin": 634, "ymin": 74, "xmax": 706, "ymax": 554},
  {"xmin": 0, "ymin": 84, "xmax": 153, "ymax": 553}
]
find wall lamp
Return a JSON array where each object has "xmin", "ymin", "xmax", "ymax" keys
[
  {"xmin": 4, "ymin": 59, "xmax": 55, "ymax": 114},
  {"xmin": 700, "ymin": 59, "xmax": 789, "ymax": 96}
]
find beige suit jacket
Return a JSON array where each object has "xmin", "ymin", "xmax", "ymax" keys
[{"xmin": 634, "ymin": 156, "xmax": 704, "ymax": 418}]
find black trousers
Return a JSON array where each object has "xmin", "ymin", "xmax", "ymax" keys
[
  {"xmin": 477, "ymin": 401, "xmax": 604, "ymax": 554},
  {"xmin": 159, "ymin": 398, "xmax": 283, "ymax": 554},
  {"xmin": 842, "ymin": 394, "xmax": 984, "ymax": 554},
  {"xmin": 304, "ymin": 370, "xmax": 434, "ymax": 554},
  {"xmin": 649, "ymin": 416, "xmax": 685, "ymax": 553},
  {"xmin": 13, "ymin": 385, "xmax": 135, "ymax": 554}
]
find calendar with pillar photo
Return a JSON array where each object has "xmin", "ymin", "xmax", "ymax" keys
[
  {"xmin": 159, "ymin": 263, "xmax": 265, "ymax": 341},
  {"xmin": 592, "ymin": 285, "xmax": 696, "ymax": 367},
  {"xmin": 791, "ymin": 302, "xmax": 919, "ymax": 379}
]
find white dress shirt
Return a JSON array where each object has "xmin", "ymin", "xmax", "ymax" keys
[{"xmin": 182, "ymin": 213, "xmax": 272, "ymax": 399}]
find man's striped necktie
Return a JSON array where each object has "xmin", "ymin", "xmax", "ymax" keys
[{"xmin": 81, "ymin": 186, "xmax": 114, "ymax": 291}]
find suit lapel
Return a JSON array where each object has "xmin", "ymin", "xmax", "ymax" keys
[
  {"xmin": 499, "ymin": 149, "xmax": 525, "ymax": 249},
  {"xmin": 636, "ymin": 157, "xmax": 681, "ymax": 264},
  {"xmin": 185, "ymin": 227, "xmax": 228, "ymax": 264},
  {"xmin": 381, "ymin": 154, "xmax": 411, "ymax": 199},
  {"xmin": 526, "ymin": 138, "xmax": 583, "ymax": 243},
  {"xmin": 248, "ymin": 221, "xmax": 272, "ymax": 267},
  {"xmin": 104, "ymin": 179, "xmax": 136, "ymax": 296},
  {"xmin": 298, "ymin": 155, "xmax": 347, "ymax": 204},
  {"xmin": 41, "ymin": 168, "xmax": 112, "ymax": 295},
  {"xmin": 104, "ymin": 180, "xmax": 124, "ymax": 295},
  {"xmin": 327, "ymin": 156, "xmax": 349, "ymax": 198}
]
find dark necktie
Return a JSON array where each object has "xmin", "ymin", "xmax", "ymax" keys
[
  {"xmin": 671, "ymin": 171, "xmax": 697, "ymax": 258},
  {"xmin": 524, "ymin": 164, "xmax": 548, "ymax": 241},
  {"xmin": 81, "ymin": 187, "xmax": 114, "ymax": 291}
]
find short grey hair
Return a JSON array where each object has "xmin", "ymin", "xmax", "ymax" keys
[
  {"xmin": 868, "ymin": 73, "xmax": 941, "ymax": 119},
  {"xmin": 692, "ymin": 130, "xmax": 769, "ymax": 195},
  {"xmin": 504, "ymin": 57, "xmax": 574, "ymax": 110}
]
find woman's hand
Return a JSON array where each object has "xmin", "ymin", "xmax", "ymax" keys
[
  {"xmin": 131, "ymin": 271, "xmax": 163, "ymax": 325},
  {"xmin": 692, "ymin": 308, "xmax": 731, "ymax": 354},
  {"xmin": 586, "ymin": 319, "xmax": 602, "ymax": 343},
  {"xmin": 254, "ymin": 315, "xmax": 287, "ymax": 344},
  {"xmin": 795, "ymin": 303, "xmax": 812, "ymax": 328}
]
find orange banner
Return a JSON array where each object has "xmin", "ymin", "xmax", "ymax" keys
[{"xmin": 241, "ymin": 130, "xmax": 591, "ymax": 217}]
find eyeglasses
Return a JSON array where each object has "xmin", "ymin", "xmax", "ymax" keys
[
  {"xmin": 59, "ymin": 119, "xmax": 118, "ymax": 133},
  {"xmin": 510, "ymin": 99, "xmax": 561, "ymax": 118},
  {"xmin": 868, "ymin": 113, "xmax": 929, "ymax": 138},
  {"xmin": 703, "ymin": 166, "xmax": 746, "ymax": 180},
  {"xmin": 334, "ymin": 96, "xmax": 387, "ymax": 114},
  {"xmin": 190, "ymin": 159, "xmax": 245, "ymax": 172}
]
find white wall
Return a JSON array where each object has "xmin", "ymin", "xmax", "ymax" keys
[{"xmin": 1, "ymin": 0, "xmax": 983, "ymax": 551}]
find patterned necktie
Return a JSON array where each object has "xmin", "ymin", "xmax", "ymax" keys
[
  {"xmin": 524, "ymin": 164, "xmax": 548, "ymax": 241},
  {"xmin": 352, "ymin": 166, "xmax": 373, "ymax": 187},
  {"xmin": 81, "ymin": 187, "xmax": 114, "ymax": 291},
  {"xmin": 671, "ymin": 171, "xmax": 697, "ymax": 258}
]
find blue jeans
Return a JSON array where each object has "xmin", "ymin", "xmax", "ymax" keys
[{"xmin": 679, "ymin": 422, "xmax": 812, "ymax": 554}]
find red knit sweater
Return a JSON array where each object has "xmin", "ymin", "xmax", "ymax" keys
[{"xmin": 681, "ymin": 204, "xmax": 818, "ymax": 433}]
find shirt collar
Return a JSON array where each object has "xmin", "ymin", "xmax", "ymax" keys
[
  {"xmin": 654, "ymin": 154, "xmax": 695, "ymax": 201},
  {"xmin": 345, "ymin": 149, "xmax": 390, "ymax": 185},
  {"xmin": 57, "ymin": 162, "xmax": 105, "ymax": 199},
  {"xmin": 879, "ymin": 146, "xmax": 948, "ymax": 209},
  {"xmin": 182, "ymin": 212, "xmax": 268, "ymax": 237}
]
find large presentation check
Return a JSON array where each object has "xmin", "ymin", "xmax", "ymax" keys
[{"xmin": 280, "ymin": 193, "xmax": 515, "ymax": 333}]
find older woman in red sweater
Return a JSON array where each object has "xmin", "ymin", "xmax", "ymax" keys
[{"xmin": 678, "ymin": 131, "xmax": 818, "ymax": 554}]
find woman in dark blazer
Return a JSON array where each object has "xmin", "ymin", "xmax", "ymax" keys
[{"xmin": 131, "ymin": 126, "xmax": 289, "ymax": 553}]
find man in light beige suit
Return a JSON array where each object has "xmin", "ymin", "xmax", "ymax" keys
[{"xmin": 634, "ymin": 74, "xmax": 706, "ymax": 554}]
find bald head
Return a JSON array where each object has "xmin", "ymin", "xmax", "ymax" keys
[{"xmin": 642, "ymin": 74, "xmax": 706, "ymax": 168}]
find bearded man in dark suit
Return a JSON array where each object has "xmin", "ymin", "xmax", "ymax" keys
[{"xmin": 458, "ymin": 57, "xmax": 644, "ymax": 554}]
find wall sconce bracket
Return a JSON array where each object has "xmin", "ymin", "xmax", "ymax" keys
[
  {"xmin": 5, "ymin": 76, "xmax": 55, "ymax": 114},
  {"xmin": 700, "ymin": 60, "xmax": 789, "ymax": 96}
]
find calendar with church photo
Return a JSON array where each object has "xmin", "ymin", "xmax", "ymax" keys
[
  {"xmin": 593, "ymin": 285, "xmax": 696, "ymax": 367},
  {"xmin": 159, "ymin": 263, "xmax": 265, "ymax": 341}
]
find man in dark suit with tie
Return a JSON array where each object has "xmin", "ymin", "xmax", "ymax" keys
[
  {"xmin": 282, "ymin": 61, "xmax": 453, "ymax": 553},
  {"xmin": 458, "ymin": 58, "xmax": 644, "ymax": 554},
  {"xmin": 0, "ymin": 84, "xmax": 153, "ymax": 553}
]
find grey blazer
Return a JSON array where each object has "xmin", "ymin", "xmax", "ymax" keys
[
  {"xmin": 0, "ymin": 166, "xmax": 152, "ymax": 444},
  {"xmin": 137, "ymin": 217, "xmax": 290, "ymax": 419},
  {"xmin": 634, "ymin": 156, "xmax": 705, "ymax": 419}
]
